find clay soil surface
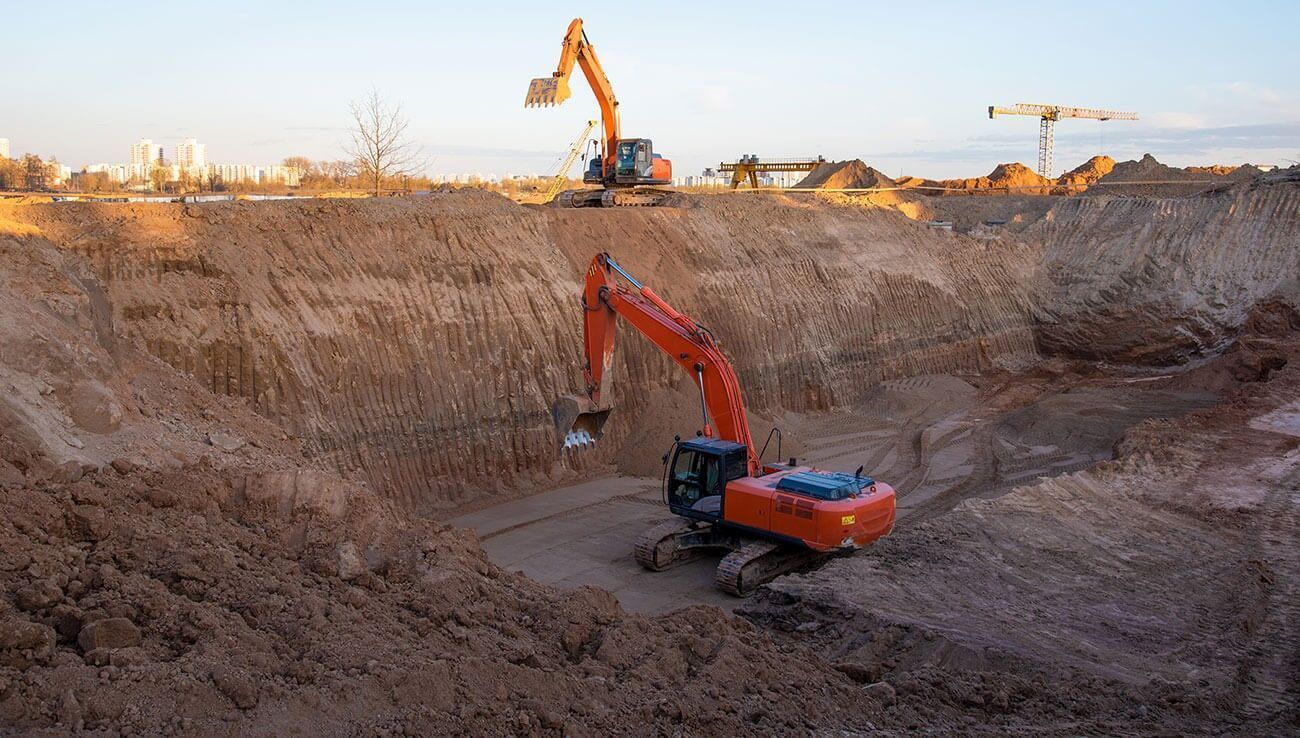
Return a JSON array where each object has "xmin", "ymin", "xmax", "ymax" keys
[{"xmin": 0, "ymin": 175, "xmax": 1296, "ymax": 735}]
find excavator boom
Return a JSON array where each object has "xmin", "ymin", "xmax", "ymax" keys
[
  {"xmin": 525, "ymin": 18, "xmax": 620, "ymax": 175},
  {"xmin": 559, "ymin": 253, "xmax": 760, "ymax": 475}
]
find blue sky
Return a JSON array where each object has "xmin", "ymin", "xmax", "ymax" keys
[{"xmin": 3, "ymin": 1, "xmax": 1297, "ymax": 178}]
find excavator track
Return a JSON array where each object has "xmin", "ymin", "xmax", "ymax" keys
[
  {"xmin": 601, "ymin": 188, "xmax": 671, "ymax": 207},
  {"xmin": 714, "ymin": 540, "xmax": 825, "ymax": 597},
  {"xmin": 554, "ymin": 188, "xmax": 671, "ymax": 208},
  {"xmin": 634, "ymin": 520, "xmax": 710, "ymax": 571}
]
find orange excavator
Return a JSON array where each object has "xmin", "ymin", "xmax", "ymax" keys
[
  {"xmin": 555, "ymin": 254, "xmax": 896, "ymax": 595},
  {"xmin": 525, "ymin": 18, "xmax": 673, "ymax": 207}
]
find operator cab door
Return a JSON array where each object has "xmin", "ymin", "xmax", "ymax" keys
[
  {"xmin": 667, "ymin": 448, "xmax": 723, "ymax": 520},
  {"xmin": 634, "ymin": 140, "xmax": 651, "ymax": 177}
]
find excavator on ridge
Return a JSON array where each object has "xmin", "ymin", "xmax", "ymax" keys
[
  {"xmin": 555, "ymin": 254, "xmax": 897, "ymax": 595},
  {"xmin": 525, "ymin": 18, "xmax": 673, "ymax": 207}
]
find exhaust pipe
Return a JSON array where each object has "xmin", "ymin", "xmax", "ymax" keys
[{"xmin": 552, "ymin": 394, "xmax": 611, "ymax": 449}]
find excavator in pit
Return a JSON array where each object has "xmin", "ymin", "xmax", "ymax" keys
[
  {"xmin": 555, "ymin": 254, "xmax": 896, "ymax": 595},
  {"xmin": 525, "ymin": 18, "xmax": 673, "ymax": 207}
]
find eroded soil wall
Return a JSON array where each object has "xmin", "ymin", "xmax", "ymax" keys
[{"xmin": 7, "ymin": 193, "xmax": 1042, "ymax": 511}]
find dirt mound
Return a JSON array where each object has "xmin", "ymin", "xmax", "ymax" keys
[
  {"xmin": 794, "ymin": 159, "xmax": 896, "ymax": 189},
  {"xmin": 1054, "ymin": 155, "xmax": 1115, "ymax": 191},
  {"xmin": 895, "ymin": 175, "xmax": 944, "ymax": 190},
  {"xmin": 1085, "ymin": 153, "xmax": 1260, "ymax": 197},
  {"xmin": 938, "ymin": 162, "xmax": 1053, "ymax": 195},
  {"xmin": 1187, "ymin": 163, "xmax": 1264, "ymax": 178}
]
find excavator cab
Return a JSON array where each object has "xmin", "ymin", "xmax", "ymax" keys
[
  {"xmin": 665, "ymin": 438, "xmax": 748, "ymax": 522},
  {"xmin": 613, "ymin": 138, "xmax": 672, "ymax": 185}
]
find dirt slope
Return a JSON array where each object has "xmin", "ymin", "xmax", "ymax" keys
[
  {"xmin": 742, "ymin": 306, "xmax": 1300, "ymax": 735},
  {"xmin": 1085, "ymin": 153, "xmax": 1262, "ymax": 197},
  {"xmin": 4, "ymin": 193, "xmax": 1042, "ymax": 512},
  {"xmin": 1, "ymin": 177, "xmax": 1297, "ymax": 735},
  {"xmin": 1055, "ymin": 154, "xmax": 1115, "ymax": 192},
  {"xmin": 1031, "ymin": 179, "xmax": 1300, "ymax": 363}
]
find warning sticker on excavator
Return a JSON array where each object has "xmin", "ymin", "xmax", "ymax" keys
[{"xmin": 841, "ymin": 514, "xmax": 856, "ymax": 526}]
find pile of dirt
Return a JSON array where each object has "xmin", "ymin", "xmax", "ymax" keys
[
  {"xmin": 894, "ymin": 175, "xmax": 944, "ymax": 190},
  {"xmin": 1054, "ymin": 154, "xmax": 1115, "ymax": 192},
  {"xmin": 1187, "ymin": 163, "xmax": 1264, "ymax": 178},
  {"xmin": 794, "ymin": 159, "xmax": 897, "ymax": 189},
  {"xmin": 937, "ymin": 162, "xmax": 1053, "ymax": 196},
  {"xmin": 1085, "ymin": 153, "xmax": 1262, "ymax": 197}
]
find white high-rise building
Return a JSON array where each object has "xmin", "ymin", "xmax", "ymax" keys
[
  {"xmin": 130, "ymin": 138, "xmax": 163, "ymax": 167},
  {"xmin": 0, "ymin": 138, "xmax": 9, "ymax": 159},
  {"xmin": 176, "ymin": 138, "xmax": 206, "ymax": 172}
]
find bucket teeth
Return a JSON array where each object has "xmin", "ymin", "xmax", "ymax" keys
[
  {"xmin": 524, "ymin": 77, "xmax": 571, "ymax": 108},
  {"xmin": 563, "ymin": 429, "xmax": 596, "ymax": 449}
]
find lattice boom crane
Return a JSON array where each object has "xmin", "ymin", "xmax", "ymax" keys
[
  {"xmin": 545, "ymin": 119, "xmax": 597, "ymax": 202},
  {"xmin": 989, "ymin": 103, "xmax": 1138, "ymax": 178}
]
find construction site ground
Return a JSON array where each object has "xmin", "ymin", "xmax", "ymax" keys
[
  {"xmin": 450, "ymin": 365, "xmax": 1220, "ymax": 615},
  {"xmin": 0, "ymin": 168, "xmax": 1296, "ymax": 735}
]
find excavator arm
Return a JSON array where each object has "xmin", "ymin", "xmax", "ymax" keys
[
  {"xmin": 525, "ymin": 18, "xmax": 620, "ymax": 177},
  {"xmin": 558, "ymin": 253, "xmax": 761, "ymax": 477}
]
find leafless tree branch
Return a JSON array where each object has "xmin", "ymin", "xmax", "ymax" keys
[{"xmin": 345, "ymin": 90, "xmax": 423, "ymax": 196}]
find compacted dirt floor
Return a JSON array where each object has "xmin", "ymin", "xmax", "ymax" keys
[{"xmin": 450, "ymin": 362, "xmax": 1221, "ymax": 615}]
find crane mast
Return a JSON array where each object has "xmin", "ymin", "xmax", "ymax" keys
[
  {"xmin": 989, "ymin": 103, "xmax": 1138, "ymax": 177},
  {"xmin": 545, "ymin": 119, "xmax": 597, "ymax": 202}
]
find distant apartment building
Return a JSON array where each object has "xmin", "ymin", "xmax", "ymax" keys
[
  {"xmin": 85, "ymin": 163, "xmax": 131, "ymax": 183},
  {"xmin": 129, "ymin": 138, "xmax": 163, "ymax": 167},
  {"xmin": 0, "ymin": 138, "xmax": 9, "ymax": 159},
  {"xmin": 207, "ymin": 163, "xmax": 300, "ymax": 187},
  {"xmin": 175, "ymin": 138, "xmax": 206, "ymax": 173}
]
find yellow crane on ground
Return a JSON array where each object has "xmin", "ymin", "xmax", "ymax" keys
[
  {"xmin": 546, "ymin": 119, "xmax": 597, "ymax": 202},
  {"xmin": 989, "ymin": 103, "xmax": 1138, "ymax": 177}
]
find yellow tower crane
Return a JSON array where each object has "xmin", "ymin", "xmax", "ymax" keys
[
  {"xmin": 989, "ymin": 103, "xmax": 1138, "ymax": 178},
  {"xmin": 545, "ymin": 119, "xmax": 597, "ymax": 203}
]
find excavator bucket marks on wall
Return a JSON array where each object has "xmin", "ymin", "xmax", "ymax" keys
[{"xmin": 525, "ymin": 77, "xmax": 572, "ymax": 107}]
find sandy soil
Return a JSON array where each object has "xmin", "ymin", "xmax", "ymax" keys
[
  {"xmin": 0, "ymin": 177, "xmax": 1296, "ymax": 734},
  {"xmin": 744, "ymin": 308, "xmax": 1300, "ymax": 734}
]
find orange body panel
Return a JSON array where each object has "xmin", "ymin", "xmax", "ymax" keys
[
  {"xmin": 650, "ymin": 157, "xmax": 672, "ymax": 182},
  {"xmin": 722, "ymin": 467, "xmax": 896, "ymax": 552}
]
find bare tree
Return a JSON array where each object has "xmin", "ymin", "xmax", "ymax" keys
[{"xmin": 346, "ymin": 90, "xmax": 420, "ymax": 196}]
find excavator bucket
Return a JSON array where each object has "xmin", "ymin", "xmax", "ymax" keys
[
  {"xmin": 553, "ymin": 394, "xmax": 611, "ymax": 449},
  {"xmin": 525, "ymin": 76, "xmax": 572, "ymax": 108}
]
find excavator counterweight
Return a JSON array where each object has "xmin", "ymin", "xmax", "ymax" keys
[{"xmin": 559, "ymin": 253, "xmax": 896, "ymax": 595}]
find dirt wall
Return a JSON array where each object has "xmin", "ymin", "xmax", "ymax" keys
[{"xmin": 4, "ymin": 192, "xmax": 1042, "ymax": 512}]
